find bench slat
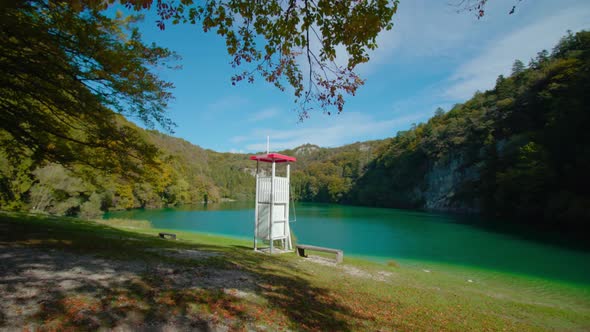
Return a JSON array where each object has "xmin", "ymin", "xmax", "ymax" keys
[
  {"xmin": 296, "ymin": 244, "xmax": 343, "ymax": 263},
  {"xmin": 296, "ymin": 244, "xmax": 341, "ymax": 254}
]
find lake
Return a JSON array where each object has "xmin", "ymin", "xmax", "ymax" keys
[{"xmin": 105, "ymin": 201, "xmax": 590, "ymax": 286}]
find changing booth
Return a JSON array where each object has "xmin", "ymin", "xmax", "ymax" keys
[{"xmin": 250, "ymin": 153, "xmax": 296, "ymax": 253}]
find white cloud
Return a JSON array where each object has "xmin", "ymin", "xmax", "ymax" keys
[
  {"xmin": 230, "ymin": 135, "xmax": 249, "ymax": 143},
  {"xmin": 231, "ymin": 111, "xmax": 424, "ymax": 152},
  {"xmin": 296, "ymin": 0, "xmax": 459, "ymax": 79},
  {"xmin": 206, "ymin": 95, "xmax": 249, "ymax": 112},
  {"xmin": 444, "ymin": 6, "xmax": 590, "ymax": 100},
  {"xmin": 357, "ymin": 0, "xmax": 477, "ymax": 76},
  {"xmin": 165, "ymin": 0, "xmax": 590, "ymax": 152},
  {"xmin": 249, "ymin": 107, "xmax": 280, "ymax": 122},
  {"xmin": 197, "ymin": 95, "xmax": 251, "ymax": 122}
]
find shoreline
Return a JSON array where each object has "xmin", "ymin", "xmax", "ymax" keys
[
  {"xmin": 110, "ymin": 219, "xmax": 590, "ymax": 289},
  {"xmin": 1, "ymin": 212, "xmax": 589, "ymax": 330},
  {"xmin": 102, "ymin": 204, "xmax": 590, "ymax": 286}
]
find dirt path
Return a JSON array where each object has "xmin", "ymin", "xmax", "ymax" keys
[{"xmin": 303, "ymin": 255, "xmax": 394, "ymax": 282}]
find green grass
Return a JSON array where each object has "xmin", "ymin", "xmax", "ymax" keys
[
  {"xmin": 1, "ymin": 211, "xmax": 589, "ymax": 331},
  {"xmin": 93, "ymin": 217, "xmax": 153, "ymax": 229}
]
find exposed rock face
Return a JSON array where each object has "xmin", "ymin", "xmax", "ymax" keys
[
  {"xmin": 293, "ymin": 144, "xmax": 320, "ymax": 156},
  {"xmin": 358, "ymin": 144, "xmax": 371, "ymax": 152},
  {"xmin": 421, "ymin": 154, "xmax": 480, "ymax": 213}
]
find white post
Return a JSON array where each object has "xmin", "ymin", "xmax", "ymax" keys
[
  {"xmin": 253, "ymin": 170, "xmax": 259, "ymax": 251},
  {"xmin": 269, "ymin": 160, "xmax": 275, "ymax": 253},
  {"xmin": 286, "ymin": 163, "xmax": 292, "ymax": 250}
]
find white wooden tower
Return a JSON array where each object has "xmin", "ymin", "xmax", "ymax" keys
[{"xmin": 250, "ymin": 151, "xmax": 296, "ymax": 253}]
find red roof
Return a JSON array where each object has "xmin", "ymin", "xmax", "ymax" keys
[{"xmin": 249, "ymin": 153, "xmax": 296, "ymax": 163}]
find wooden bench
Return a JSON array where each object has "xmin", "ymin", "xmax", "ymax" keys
[
  {"xmin": 296, "ymin": 244, "xmax": 343, "ymax": 263},
  {"xmin": 158, "ymin": 232, "xmax": 176, "ymax": 240}
]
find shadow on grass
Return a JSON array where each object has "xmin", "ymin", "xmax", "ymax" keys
[
  {"xmin": 227, "ymin": 245, "xmax": 367, "ymax": 330},
  {"xmin": 0, "ymin": 213, "xmax": 363, "ymax": 331}
]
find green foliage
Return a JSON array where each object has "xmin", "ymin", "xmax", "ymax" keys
[
  {"xmin": 0, "ymin": 119, "xmax": 253, "ymax": 217},
  {"xmin": 1, "ymin": 0, "xmax": 175, "ymax": 173},
  {"xmin": 351, "ymin": 30, "xmax": 590, "ymax": 226},
  {"xmin": 276, "ymin": 30, "xmax": 590, "ymax": 227},
  {"xmin": 286, "ymin": 141, "xmax": 387, "ymax": 203},
  {"xmin": 29, "ymin": 164, "xmax": 90, "ymax": 215},
  {"xmin": 0, "ymin": 145, "xmax": 34, "ymax": 211},
  {"xmin": 100, "ymin": 0, "xmax": 399, "ymax": 117},
  {"xmin": 512, "ymin": 59, "xmax": 525, "ymax": 76},
  {"xmin": 112, "ymin": 182, "xmax": 137, "ymax": 210},
  {"xmin": 80, "ymin": 193, "xmax": 103, "ymax": 219},
  {"xmin": 1, "ymin": 21, "xmax": 588, "ymax": 230}
]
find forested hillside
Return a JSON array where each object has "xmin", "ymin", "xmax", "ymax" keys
[
  {"xmin": 285, "ymin": 141, "xmax": 388, "ymax": 202},
  {"xmin": 286, "ymin": 30, "xmax": 590, "ymax": 228},
  {"xmin": 289, "ymin": 30, "xmax": 590, "ymax": 228},
  {"xmin": 1, "ymin": 31, "xmax": 589, "ymax": 228},
  {"xmin": 0, "ymin": 124, "xmax": 257, "ymax": 218},
  {"xmin": 346, "ymin": 30, "xmax": 590, "ymax": 227},
  {"xmin": 0, "ymin": 124, "xmax": 385, "ymax": 218}
]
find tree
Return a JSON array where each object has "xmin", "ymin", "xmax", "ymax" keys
[
  {"xmin": 80, "ymin": 193, "xmax": 103, "ymax": 219},
  {"xmin": 0, "ymin": 144, "xmax": 35, "ymax": 211},
  {"xmin": 536, "ymin": 49, "xmax": 549, "ymax": 64},
  {"xmin": 495, "ymin": 75, "xmax": 515, "ymax": 100},
  {"xmin": 552, "ymin": 30, "xmax": 575, "ymax": 57},
  {"xmin": 68, "ymin": 0, "xmax": 515, "ymax": 118},
  {"xmin": 29, "ymin": 164, "xmax": 90, "ymax": 215},
  {"xmin": 0, "ymin": 1, "xmax": 175, "ymax": 172},
  {"xmin": 511, "ymin": 59, "xmax": 525, "ymax": 76},
  {"xmin": 71, "ymin": 0, "xmax": 398, "ymax": 118}
]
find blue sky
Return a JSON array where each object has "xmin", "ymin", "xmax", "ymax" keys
[{"xmin": 126, "ymin": 0, "xmax": 590, "ymax": 153}]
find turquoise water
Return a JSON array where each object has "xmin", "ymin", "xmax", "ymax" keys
[{"xmin": 105, "ymin": 202, "xmax": 590, "ymax": 285}]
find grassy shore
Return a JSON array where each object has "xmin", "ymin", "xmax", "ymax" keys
[{"xmin": 0, "ymin": 212, "xmax": 589, "ymax": 331}]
